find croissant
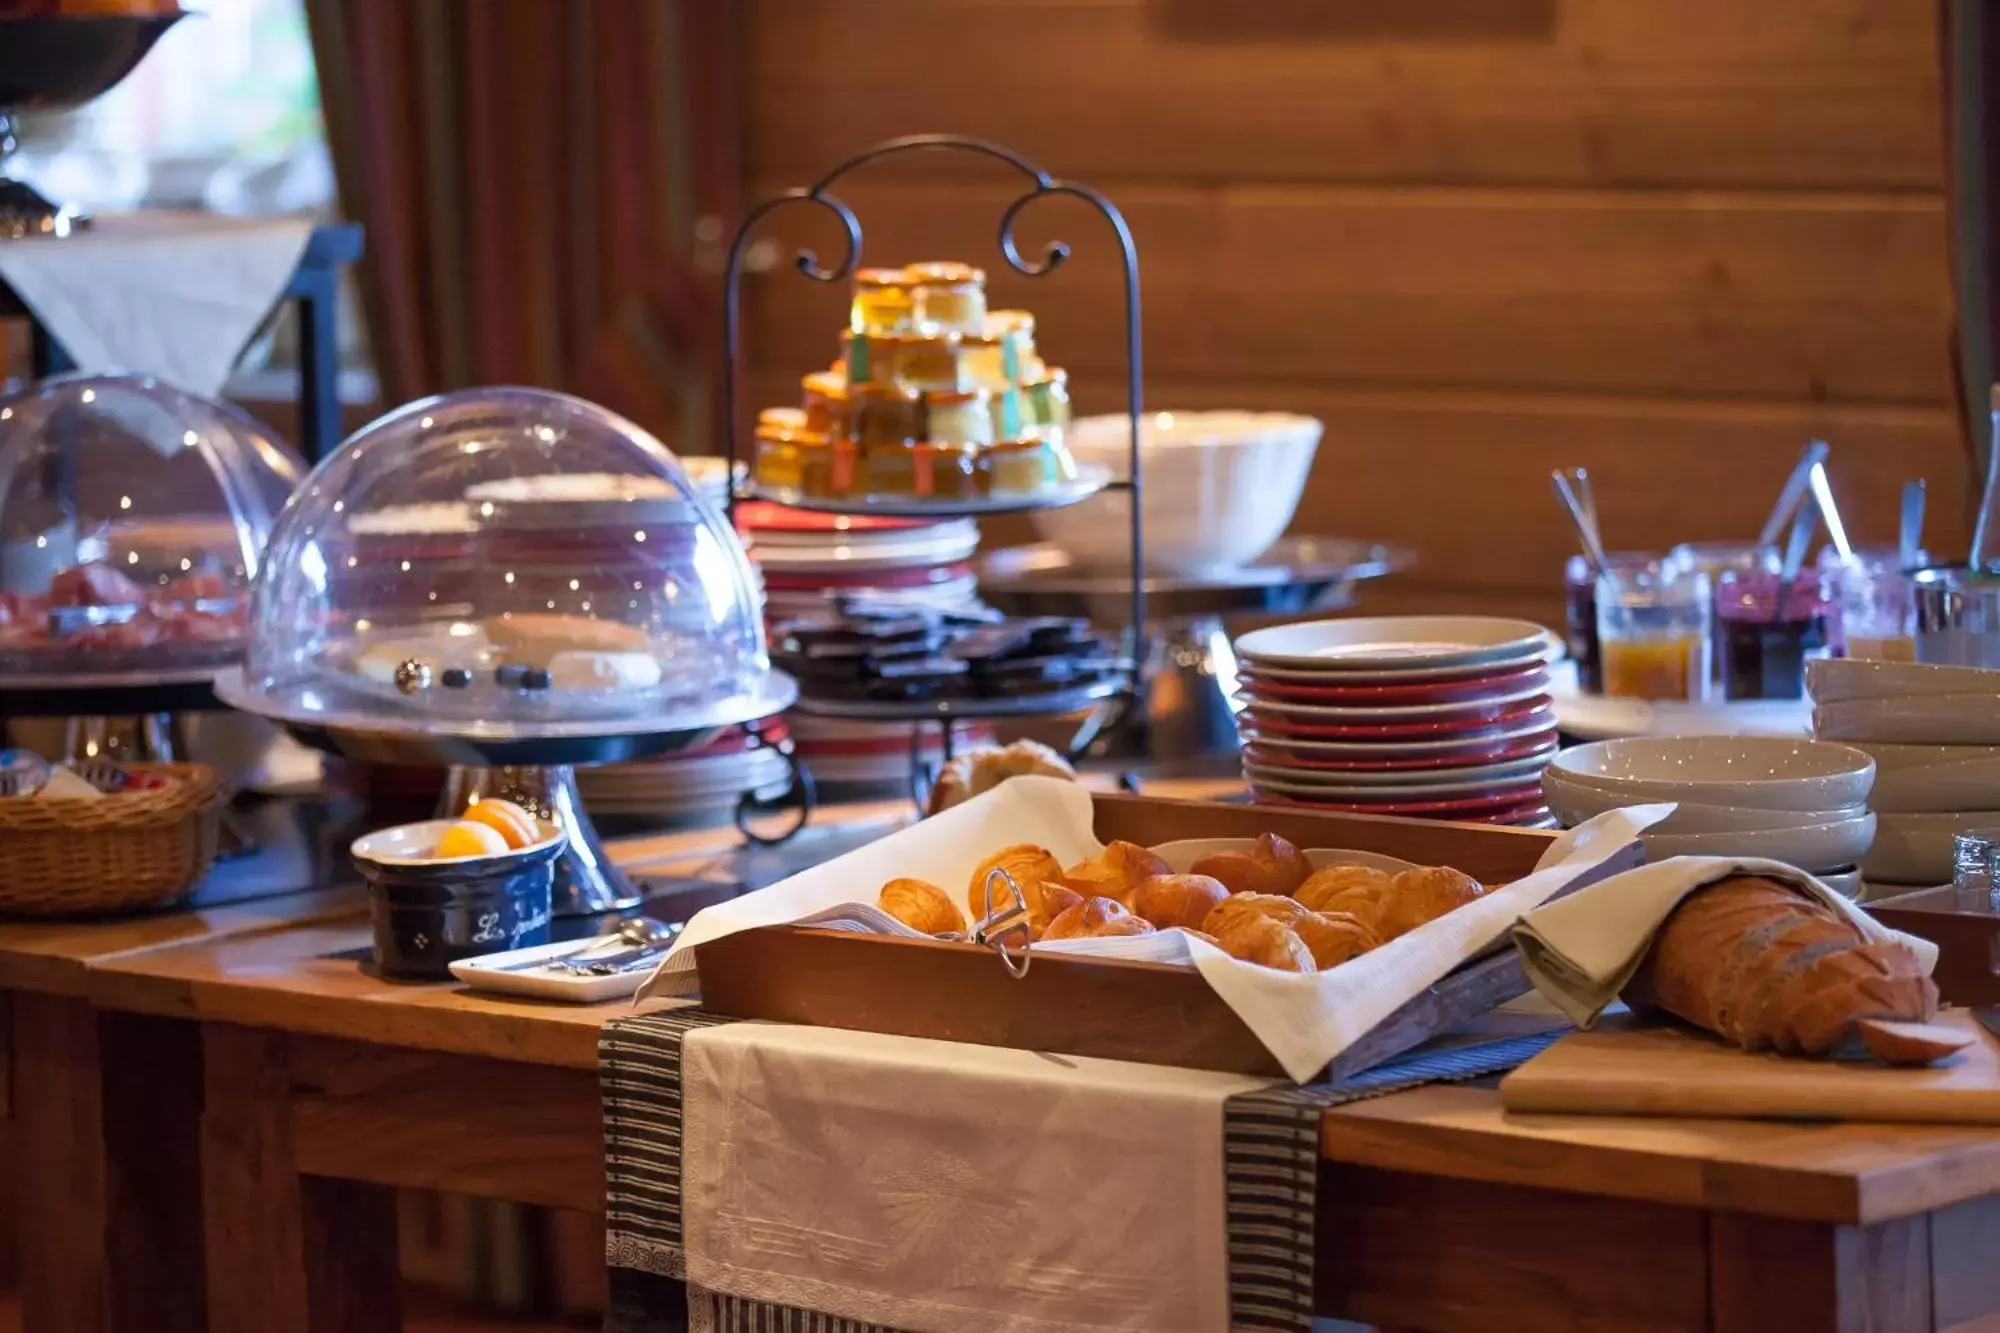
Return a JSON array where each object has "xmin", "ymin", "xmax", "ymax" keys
[
  {"xmin": 1129, "ymin": 873, "xmax": 1229, "ymax": 931},
  {"xmin": 1628, "ymin": 876, "xmax": 1942, "ymax": 1062},
  {"xmin": 878, "ymin": 877, "xmax": 963, "ymax": 935},
  {"xmin": 1376, "ymin": 866, "xmax": 1485, "ymax": 941},
  {"xmin": 1042, "ymin": 896, "xmax": 1156, "ymax": 941},
  {"xmin": 1061, "ymin": 840, "xmax": 1171, "ymax": 903},
  {"xmin": 1191, "ymin": 832, "xmax": 1314, "ymax": 897},
  {"xmin": 1294, "ymin": 864, "xmax": 1394, "ymax": 915},
  {"xmin": 1207, "ymin": 893, "xmax": 1379, "ymax": 969},
  {"xmin": 1208, "ymin": 912, "xmax": 1314, "ymax": 972},
  {"xmin": 927, "ymin": 740, "xmax": 1077, "ymax": 816},
  {"xmin": 966, "ymin": 844, "xmax": 1065, "ymax": 926}
]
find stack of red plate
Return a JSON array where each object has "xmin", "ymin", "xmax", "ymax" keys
[
  {"xmin": 737, "ymin": 502, "xmax": 993, "ymax": 789},
  {"xmin": 1233, "ymin": 616, "xmax": 1564, "ymax": 827}
]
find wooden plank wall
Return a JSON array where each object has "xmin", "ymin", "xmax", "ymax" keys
[{"xmin": 737, "ymin": 0, "xmax": 1966, "ymax": 623}]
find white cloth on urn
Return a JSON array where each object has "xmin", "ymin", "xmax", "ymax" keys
[
  {"xmin": 1512, "ymin": 854, "xmax": 1941, "ymax": 1029},
  {"xmin": 679, "ymin": 1021, "xmax": 1277, "ymax": 1333},
  {"xmin": 0, "ymin": 212, "xmax": 314, "ymax": 396}
]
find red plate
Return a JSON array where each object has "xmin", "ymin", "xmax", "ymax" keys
[
  {"xmin": 1237, "ymin": 664, "xmax": 1550, "ymax": 706},
  {"xmin": 1242, "ymin": 734, "xmax": 1558, "ymax": 772},
  {"xmin": 736, "ymin": 502, "xmax": 932, "ymax": 534},
  {"xmin": 1238, "ymin": 689, "xmax": 1553, "ymax": 727},
  {"xmin": 1239, "ymin": 701, "xmax": 1554, "ymax": 741},
  {"xmin": 1251, "ymin": 785, "xmax": 1549, "ymax": 817},
  {"xmin": 760, "ymin": 562, "xmax": 972, "ymax": 591}
]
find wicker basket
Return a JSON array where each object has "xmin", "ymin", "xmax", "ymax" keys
[{"xmin": 0, "ymin": 763, "xmax": 229, "ymax": 917}]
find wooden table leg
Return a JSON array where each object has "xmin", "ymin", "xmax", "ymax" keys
[
  {"xmin": 1710, "ymin": 1213, "xmax": 1933, "ymax": 1332},
  {"xmin": 11, "ymin": 994, "xmax": 205, "ymax": 1333},
  {"xmin": 201, "ymin": 1023, "xmax": 402, "ymax": 1333}
]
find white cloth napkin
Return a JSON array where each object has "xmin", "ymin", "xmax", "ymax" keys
[
  {"xmin": 641, "ymin": 777, "xmax": 1668, "ymax": 1082},
  {"xmin": 1512, "ymin": 855, "xmax": 1942, "ymax": 1029},
  {"xmin": 0, "ymin": 212, "xmax": 315, "ymax": 396},
  {"xmin": 680, "ymin": 1022, "xmax": 1277, "ymax": 1333}
]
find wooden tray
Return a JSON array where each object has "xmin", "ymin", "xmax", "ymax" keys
[
  {"xmin": 1869, "ymin": 885, "xmax": 2000, "ymax": 1006},
  {"xmin": 696, "ymin": 794, "xmax": 1641, "ymax": 1079}
]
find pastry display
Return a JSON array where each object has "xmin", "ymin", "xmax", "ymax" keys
[
  {"xmin": 1628, "ymin": 875, "xmax": 1956, "ymax": 1064},
  {"xmin": 224, "ymin": 387, "xmax": 786, "ymax": 737},
  {"xmin": 775, "ymin": 602, "xmax": 1123, "ymax": 707},
  {"xmin": 928, "ymin": 739, "xmax": 1080, "ymax": 816},
  {"xmin": 878, "ymin": 877, "xmax": 965, "ymax": 936},
  {"xmin": 0, "ymin": 375, "xmax": 305, "ymax": 685},
  {"xmin": 752, "ymin": 261, "xmax": 1084, "ymax": 505}
]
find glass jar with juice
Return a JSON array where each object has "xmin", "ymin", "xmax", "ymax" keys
[
  {"xmin": 1564, "ymin": 553, "xmax": 1659, "ymax": 694},
  {"xmin": 1594, "ymin": 564, "xmax": 1712, "ymax": 701}
]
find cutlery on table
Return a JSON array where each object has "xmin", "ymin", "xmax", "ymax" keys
[
  {"xmin": 1806, "ymin": 457, "xmax": 1851, "ymax": 563},
  {"xmin": 1550, "ymin": 469, "xmax": 1608, "ymax": 578},
  {"xmin": 1900, "ymin": 480, "xmax": 1926, "ymax": 572},
  {"xmin": 1756, "ymin": 440, "xmax": 1831, "ymax": 555}
]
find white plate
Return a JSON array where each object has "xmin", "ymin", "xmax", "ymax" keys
[
  {"xmin": 1550, "ymin": 662, "xmax": 1812, "ymax": 741},
  {"xmin": 1806, "ymin": 657, "xmax": 2000, "ymax": 705},
  {"xmin": 1235, "ymin": 653, "xmax": 1554, "ymax": 686},
  {"xmin": 1245, "ymin": 753, "xmax": 1551, "ymax": 792},
  {"xmin": 1543, "ymin": 772, "xmax": 1869, "ymax": 833},
  {"xmin": 1863, "ymin": 753, "xmax": 2000, "ymax": 814},
  {"xmin": 750, "ymin": 529, "xmax": 982, "ymax": 570},
  {"xmin": 1547, "ymin": 736, "xmax": 1876, "ymax": 813},
  {"xmin": 1147, "ymin": 838, "xmax": 1417, "ymax": 877},
  {"xmin": 449, "ymin": 936, "xmax": 666, "ymax": 1002},
  {"xmin": 1639, "ymin": 814, "xmax": 1876, "ymax": 874},
  {"xmin": 1818, "ymin": 867, "xmax": 1864, "ymax": 899},
  {"xmin": 1234, "ymin": 682, "xmax": 1550, "ymax": 723},
  {"xmin": 1814, "ymin": 695, "xmax": 2000, "ymax": 746},
  {"xmin": 1860, "ymin": 810, "xmax": 2000, "ymax": 886},
  {"xmin": 1235, "ymin": 616, "xmax": 1563, "ymax": 673}
]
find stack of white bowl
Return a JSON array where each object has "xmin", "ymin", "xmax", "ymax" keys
[
  {"xmin": 1542, "ymin": 735, "xmax": 1877, "ymax": 897},
  {"xmin": 1807, "ymin": 658, "xmax": 2000, "ymax": 888}
]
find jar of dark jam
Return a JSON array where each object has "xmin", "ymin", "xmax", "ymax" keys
[{"xmin": 1715, "ymin": 568, "xmax": 1839, "ymax": 701}]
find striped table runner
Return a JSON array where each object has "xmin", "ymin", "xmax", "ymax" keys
[{"xmin": 600, "ymin": 1012, "xmax": 1560, "ymax": 1333}]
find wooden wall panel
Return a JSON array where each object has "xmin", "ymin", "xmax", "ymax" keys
[
  {"xmin": 745, "ymin": 0, "xmax": 1945, "ymax": 190},
  {"xmin": 743, "ymin": 180, "xmax": 1952, "ymax": 405}
]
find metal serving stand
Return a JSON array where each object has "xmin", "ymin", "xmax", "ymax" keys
[{"xmin": 718, "ymin": 133, "xmax": 1150, "ymax": 805}]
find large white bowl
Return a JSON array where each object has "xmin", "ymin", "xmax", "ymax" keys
[
  {"xmin": 1546, "ymin": 736, "xmax": 1876, "ymax": 813},
  {"xmin": 1861, "ymin": 810, "xmax": 2000, "ymax": 885},
  {"xmin": 1639, "ymin": 814, "xmax": 1876, "ymax": 874},
  {"xmin": 1839, "ymin": 741, "xmax": 2000, "ymax": 813},
  {"xmin": 1806, "ymin": 657, "xmax": 2000, "ymax": 704},
  {"xmin": 1813, "ymin": 694, "xmax": 2000, "ymax": 745},
  {"xmin": 1542, "ymin": 770, "xmax": 1868, "ymax": 833},
  {"xmin": 1028, "ymin": 411, "xmax": 1319, "ymax": 575}
]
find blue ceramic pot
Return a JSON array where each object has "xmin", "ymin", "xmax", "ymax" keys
[{"xmin": 351, "ymin": 819, "xmax": 565, "ymax": 980}]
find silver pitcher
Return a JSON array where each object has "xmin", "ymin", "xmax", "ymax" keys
[{"xmin": 1914, "ymin": 566, "xmax": 2000, "ymax": 667}]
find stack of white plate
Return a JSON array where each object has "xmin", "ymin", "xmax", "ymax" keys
[
  {"xmin": 1808, "ymin": 658, "xmax": 2000, "ymax": 887},
  {"xmin": 736, "ymin": 502, "xmax": 991, "ymax": 791},
  {"xmin": 578, "ymin": 725, "xmax": 792, "ymax": 822},
  {"xmin": 1232, "ymin": 616, "xmax": 1563, "ymax": 827},
  {"xmin": 1542, "ymin": 735, "xmax": 1877, "ymax": 896}
]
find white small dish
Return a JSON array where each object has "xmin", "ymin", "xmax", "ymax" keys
[
  {"xmin": 350, "ymin": 817, "xmax": 561, "ymax": 867},
  {"xmin": 1862, "ymin": 810, "xmax": 2000, "ymax": 886},
  {"xmin": 1548, "ymin": 735, "xmax": 1875, "ymax": 812},
  {"xmin": 1814, "ymin": 694, "xmax": 2000, "ymax": 746},
  {"xmin": 1147, "ymin": 838, "xmax": 1416, "ymax": 877},
  {"xmin": 449, "ymin": 936, "xmax": 666, "ymax": 1002},
  {"xmin": 1805, "ymin": 657, "xmax": 2000, "ymax": 705},
  {"xmin": 1236, "ymin": 617, "xmax": 1563, "ymax": 673},
  {"xmin": 1817, "ymin": 866, "xmax": 1864, "ymax": 899},
  {"xmin": 1862, "ymin": 753, "xmax": 2000, "ymax": 814},
  {"xmin": 1639, "ymin": 814, "xmax": 1876, "ymax": 873}
]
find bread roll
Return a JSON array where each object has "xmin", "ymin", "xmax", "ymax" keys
[
  {"xmin": 1130, "ymin": 873, "xmax": 1229, "ymax": 931},
  {"xmin": 1208, "ymin": 892, "xmax": 1379, "ymax": 969},
  {"xmin": 1630, "ymin": 876, "xmax": 1940, "ymax": 1061},
  {"xmin": 1042, "ymin": 896, "xmax": 1156, "ymax": 941},
  {"xmin": 966, "ymin": 844, "xmax": 1064, "ymax": 924},
  {"xmin": 1294, "ymin": 864, "xmax": 1394, "ymax": 914},
  {"xmin": 927, "ymin": 740, "xmax": 1077, "ymax": 816},
  {"xmin": 1061, "ymin": 840, "xmax": 1171, "ymax": 903},
  {"xmin": 1191, "ymin": 832, "xmax": 1314, "ymax": 897},
  {"xmin": 1208, "ymin": 913, "xmax": 1314, "ymax": 972},
  {"xmin": 1376, "ymin": 866, "xmax": 1485, "ymax": 940},
  {"xmin": 877, "ymin": 878, "xmax": 963, "ymax": 935}
]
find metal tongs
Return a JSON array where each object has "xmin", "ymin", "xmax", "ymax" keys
[{"xmin": 972, "ymin": 867, "xmax": 1035, "ymax": 979}]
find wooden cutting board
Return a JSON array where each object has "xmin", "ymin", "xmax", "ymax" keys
[{"xmin": 1499, "ymin": 1011, "xmax": 2000, "ymax": 1125}]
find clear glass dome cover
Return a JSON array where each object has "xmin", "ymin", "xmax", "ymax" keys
[
  {"xmin": 0, "ymin": 374, "xmax": 304, "ymax": 688},
  {"xmin": 228, "ymin": 387, "xmax": 781, "ymax": 739}
]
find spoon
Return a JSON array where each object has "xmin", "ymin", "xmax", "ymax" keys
[
  {"xmin": 1571, "ymin": 466, "xmax": 1600, "ymax": 544},
  {"xmin": 565, "ymin": 917, "xmax": 682, "ymax": 975},
  {"xmin": 1899, "ymin": 480, "xmax": 1926, "ymax": 572},
  {"xmin": 1756, "ymin": 440, "xmax": 1832, "ymax": 554},
  {"xmin": 1550, "ymin": 469, "xmax": 1608, "ymax": 577},
  {"xmin": 1806, "ymin": 458, "xmax": 1852, "ymax": 563}
]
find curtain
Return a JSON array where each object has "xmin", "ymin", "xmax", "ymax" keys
[{"xmin": 305, "ymin": 0, "xmax": 738, "ymax": 449}]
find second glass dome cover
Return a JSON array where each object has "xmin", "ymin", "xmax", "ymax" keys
[{"xmin": 235, "ymin": 387, "xmax": 777, "ymax": 738}]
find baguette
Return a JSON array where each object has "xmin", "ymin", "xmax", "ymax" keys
[{"xmin": 1628, "ymin": 876, "xmax": 1940, "ymax": 1062}]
